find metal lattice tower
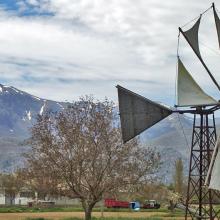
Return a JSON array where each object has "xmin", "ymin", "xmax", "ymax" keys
[{"xmin": 185, "ymin": 109, "xmax": 220, "ymax": 219}]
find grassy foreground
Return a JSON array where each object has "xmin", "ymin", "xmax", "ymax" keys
[
  {"xmin": 0, "ymin": 209, "xmax": 185, "ymax": 220},
  {"xmin": 0, "ymin": 206, "xmax": 185, "ymax": 220},
  {"xmin": 0, "ymin": 206, "xmax": 172, "ymax": 213},
  {"xmin": 21, "ymin": 212, "xmax": 184, "ymax": 220}
]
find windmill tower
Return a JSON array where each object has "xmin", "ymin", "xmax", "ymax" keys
[{"xmin": 117, "ymin": 3, "xmax": 220, "ymax": 220}]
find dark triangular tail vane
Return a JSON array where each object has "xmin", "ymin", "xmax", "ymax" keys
[{"xmin": 117, "ymin": 85, "xmax": 172, "ymax": 143}]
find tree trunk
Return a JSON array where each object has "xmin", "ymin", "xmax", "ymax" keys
[
  {"xmin": 82, "ymin": 201, "xmax": 95, "ymax": 220},
  {"xmin": 84, "ymin": 206, "xmax": 94, "ymax": 220},
  {"xmin": 85, "ymin": 207, "xmax": 92, "ymax": 220}
]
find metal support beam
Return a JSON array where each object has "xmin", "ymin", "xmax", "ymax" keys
[{"xmin": 185, "ymin": 111, "xmax": 220, "ymax": 219}]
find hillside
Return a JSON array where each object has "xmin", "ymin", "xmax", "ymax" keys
[
  {"xmin": 0, "ymin": 83, "xmax": 217, "ymax": 184},
  {"xmin": 0, "ymin": 84, "xmax": 65, "ymax": 171},
  {"xmin": 140, "ymin": 113, "xmax": 193, "ymax": 184}
]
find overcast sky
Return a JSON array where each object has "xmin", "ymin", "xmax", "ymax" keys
[{"xmin": 0, "ymin": 0, "xmax": 220, "ymax": 106}]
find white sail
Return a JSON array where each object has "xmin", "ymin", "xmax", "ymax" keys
[
  {"xmin": 206, "ymin": 135, "xmax": 220, "ymax": 191},
  {"xmin": 177, "ymin": 58, "xmax": 217, "ymax": 107},
  {"xmin": 183, "ymin": 17, "xmax": 201, "ymax": 57}
]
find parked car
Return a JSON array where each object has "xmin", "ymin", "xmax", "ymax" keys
[{"xmin": 142, "ymin": 200, "xmax": 160, "ymax": 209}]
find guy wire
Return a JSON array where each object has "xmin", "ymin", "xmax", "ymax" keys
[
  {"xmin": 177, "ymin": 113, "xmax": 191, "ymax": 153},
  {"xmin": 175, "ymin": 30, "xmax": 190, "ymax": 152},
  {"xmin": 175, "ymin": 31, "xmax": 180, "ymax": 107},
  {"xmin": 181, "ymin": 5, "xmax": 212, "ymax": 29}
]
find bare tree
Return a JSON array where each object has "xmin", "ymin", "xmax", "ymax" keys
[{"xmin": 25, "ymin": 96, "xmax": 159, "ymax": 220}]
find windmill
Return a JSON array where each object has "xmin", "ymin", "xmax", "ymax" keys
[{"xmin": 117, "ymin": 3, "xmax": 220, "ymax": 220}]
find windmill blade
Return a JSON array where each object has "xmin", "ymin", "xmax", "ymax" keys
[
  {"xmin": 205, "ymin": 134, "xmax": 220, "ymax": 191},
  {"xmin": 182, "ymin": 16, "xmax": 202, "ymax": 58},
  {"xmin": 116, "ymin": 85, "xmax": 172, "ymax": 143},
  {"xmin": 205, "ymin": 135, "xmax": 220, "ymax": 187},
  {"xmin": 177, "ymin": 58, "xmax": 218, "ymax": 107},
  {"xmin": 213, "ymin": 3, "xmax": 220, "ymax": 49},
  {"xmin": 179, "ymin": 17, "xmax": 220, "ymax": 92}
]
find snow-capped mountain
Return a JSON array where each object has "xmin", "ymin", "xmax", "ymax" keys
[
  {"xmin": 0, "ymin": 83, "xmax": 218, "ymax": 184},
  {"xmin": 0, "ymin": 84, "xmax": 66, "ymax": 171},
  {"xmin": 0, "ymin": 84, "xmax": 65, "ymax": 136}
]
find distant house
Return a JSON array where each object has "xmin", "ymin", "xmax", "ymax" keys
[
  {"xmin": 0, "ymin": 187, "xmax": 81, "ymax": 206},
  {"xmin": 0, "ymin": 188, "xmax": 33, "ymax": 205}
]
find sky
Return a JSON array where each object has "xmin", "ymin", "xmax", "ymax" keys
[{"xmin": 0, "ymin": 0, "xmax": 220, "ymax": 106}]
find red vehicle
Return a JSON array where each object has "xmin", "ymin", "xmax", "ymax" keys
[
  {"xmin": 104, "ymin": 198, "xmax": 129, "ymax": 208},
  {"xmin": 104, "ymin": 199, "xmax": 160, "ymax": 209}
]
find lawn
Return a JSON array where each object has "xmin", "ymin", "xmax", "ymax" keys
[
  {"xmin": 0, "ymin": 206, "xmax": 185, "ymax": 220},
  {"xmin": 0, "ymin": 210, "xmax": 185, "ymax": 220},
  {"xmin": 0, "ymin": 206, "xmax": 173, "ymax": 213},
  {"xmin": 25, "ymin": 217, "xmax": 170, "ymax": 220}
]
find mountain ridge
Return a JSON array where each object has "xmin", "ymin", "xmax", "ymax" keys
[
  {"xmin": 0, "ymin": 83, "xmax": 218, "ymax": 184},
  {"xmin": 0, "ymin": 83, "xmax": 67, "ymax": 172}
]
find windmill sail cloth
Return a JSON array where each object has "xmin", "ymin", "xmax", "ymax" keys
[
  {"xmin": 117, "ymin": 85, "xmax": 172, "ymax": 143},
  {"xmin": 213, "ymin": 6, "xmax": 220, "ymax": 49},
  {"xmin": 206, "ymin": 135, "xmax": 220, "ymax": 191},
  {"xmin": 183, "ymin": 17, "xmax": 201, "ymax": 57},
  {"xmin": 177, "ymin": 58, "xmax": 217, "ymax": 107}
]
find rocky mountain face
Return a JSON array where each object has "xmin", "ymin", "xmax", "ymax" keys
[
  {"xmin": 0, "ymin": 84, "xmax": 65, "ymax": 171},
  {"xmin": 141, "ymin": 114, "xmax": 220, "ymax": 184},
  {"xmin": 0, "ymin": 83, "xmax": 218, "ymax": 184},
  {"xmin": 140, "ymin": 113, "xmax": 193, "ymax": 184}
]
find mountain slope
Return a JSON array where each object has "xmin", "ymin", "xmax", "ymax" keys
[
  {"xmin": 0, "ymin": 83, "xmax": 218, "ymax": 184},
  {"xmin": 140, "ymin": 113, "xmax": 193, "ymax": 183},
  {"xmin": 0, "ymin": 84, "xmax": 65, "ymax": 171},
  {"xmin": 0, "ymin": 84, "xmax": 65, "ymax": 136}
]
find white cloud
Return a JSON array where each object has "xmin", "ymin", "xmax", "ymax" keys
[{"xmin": 0, "ymin": 0, "xmax": 219, "ymax": 105}]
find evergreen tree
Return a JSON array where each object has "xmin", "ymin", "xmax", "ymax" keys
[{"xmin": 173, "ymin": 158, "xmax": 184, "ymax": 195}]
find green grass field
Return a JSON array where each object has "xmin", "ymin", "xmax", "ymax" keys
[
  {"xmin": 24, "ymin": 218, "xmax": 177, "ymax": 220},
  {"xmin": 0, "ymin": 206, "xmax": 185, "ymax": 220},
  {"xmin": 0, "ymin": 206, "xmax": 174, "ymax": 213}
]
